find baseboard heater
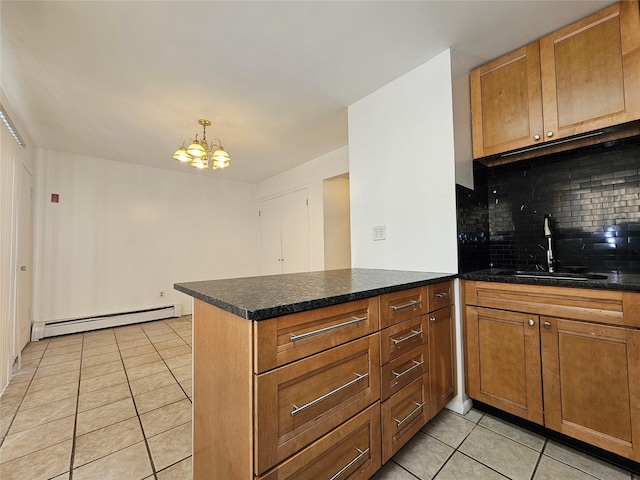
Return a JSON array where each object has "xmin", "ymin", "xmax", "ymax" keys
[{"xmin": 30, "ymin": 304, "xmax": 183, "ymax": 341}]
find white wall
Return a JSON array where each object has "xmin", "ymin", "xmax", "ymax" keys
[
  {"xmin": 256, "ymin": 146, "xmax": 349, "ymax": 272},
  {"xmin": 33, "ymin": 150, "xmax": 258, "ymax": 322},
  {"xmin": 348, "ymin": 50, "xmax": 458, "ymax": 274},
  {"xmin": 1, "ymin": 91, "xmax": 35, "ymax": 392},
  {"xmin": 323, "ymin": 175, "xmax": 351, "ymax": 270},
  {"xmin": 348, "ymin": 49, "xmax": 471, "ymax": 415}
]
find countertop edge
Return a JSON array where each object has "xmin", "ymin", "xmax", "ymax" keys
[
  {"xmin": 459, "ymin": 270, "xmax": 640, "ymax": 293},
  {"xmin": 175, "ymin": 272, "xmax": 457, "ymax": 321}
]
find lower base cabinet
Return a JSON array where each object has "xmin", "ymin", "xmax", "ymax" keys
[
  {"xmin": 193, "ymin": 280, "xmax": 456, "ymax": 479},
  {"xmin": 464, "ymin": 280, "xmax": 640, "ymax": 463}
]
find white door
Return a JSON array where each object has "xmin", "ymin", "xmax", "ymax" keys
[
  {"xmin": 259, "ymin": 196, "xmax": 282, "ymax": 275},
  {"xmin": 15, "ymin": 164, "xmax": 33, "ymax": 353},
  {"xmin": 280, "ymin": 189, "xmax": 309, "ymax": 274},
  {"xmin": 259, "ymin": 189, "xmax": 309, "ymax": 275}
]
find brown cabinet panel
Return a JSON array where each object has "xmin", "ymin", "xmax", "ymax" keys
[
  {"xmin": 255, "ymin": 334, "xmax": 380, "ymax": 474},
  {"xmin": 381, "ymin": 343, "xmax": 429, "ymax": 401},
  {"xmin": 381, "ymin": 373, "xmax": 431, "ymax": 463},
  {"xmin": 540, "ymin": 1, "xmax": 640, "ymax": 139},
  {"xmin": 541, "ymin": 318, "xmax": 640, "ymax": 461},
  {"xmin": 465, "ymin": 306, "xmax": 543, "ymax": 424},
  {"xmin": 379, "ymin": 315, "xmax": 428, "ymax": 365},
  {"xmin": 428, "ymin": 281, "xmax": 454, "ymax": 312},
  {"xmin": 255, "ymin": 297, "xmax": 379, "ymax": 373},
  {"xmin": 429, "ymin": 306, "xmax": 456, "ymax": 417},
  {"xmin": 380, "ymin": 287, "xmax": 428, "ymax": 328},
  {"xmin": 257, "ymin": 403, "xmax": 382, "ymax": 480},
  {"xmin": 471, "ymin": 42, "xmax": 543, "ymax": 158}
]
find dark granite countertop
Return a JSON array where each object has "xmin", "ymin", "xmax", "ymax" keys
[
  {"xmin": 460, "ymin": 269, "xmax": 640, "ymax": 292},
  {"xmin": 174, "ymin": 269, "xmax": 456, "ymax": 321}
]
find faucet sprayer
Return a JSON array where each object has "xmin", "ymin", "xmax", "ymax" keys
[{"xmin": 544, "ymin": 214, "xmax": 555, "ymax": 272}]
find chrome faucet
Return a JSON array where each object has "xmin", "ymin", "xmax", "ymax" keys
[{"xmin": 544, "ymin": 214, "xmax": 555, "ymax": 272}]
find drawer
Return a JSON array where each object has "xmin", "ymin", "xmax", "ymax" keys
[
  {"xmin": 428, "ymin": 281, "xmax": 453, "ymax": 311},
  {"xmin": 380, "ymin": 315, "xmax": 427, "ymax": 365},
  {"xmin": 255, "ymin": 297, "xmax": 379, "ymax": 373},
  {"xmin": 255, "ymin": 334, "xmax": 381, "ymax": 474},
  {"xmin": 381, "ymin": 373, "xmax": 431, "ymax": 463},
  {"xmin": 380, "ymin": 287, "xmax": 428, "ymax": 328},
  {"xmin": 381, "ymin": 343, "xmax": 429, "ymax": 401},
  {"xmin": 257, "ymin": 403, "xmax": 382, "ymax": 480}
]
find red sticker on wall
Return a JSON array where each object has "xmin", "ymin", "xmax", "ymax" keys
[{"xmin": 51, "ymin": 193, "xmax": 59, "ymax": 203}]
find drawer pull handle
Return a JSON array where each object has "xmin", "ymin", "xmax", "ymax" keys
[
  {"xmin": 391, "ymin": 300, "xmax": 422, "ymax": 312},
  {"xmin": 290, "ymin": 316, "xmax": 368, "ymax": 342},
  {"xmin": 291, "ymin": 373, "xmax": 369, "ymax": 416},
  {"xmin": 394, "ymin": 401, "xmax": 425, "ymax": 428},
  {"xmin": 392, "ymin": 329, "xmax": 423, "ymax": 345},
  {"xmin": 435, "ymin": 292, "xmax": 449, "ymax": 299},
  {"xmin": 392, "ymin": 360, "xmax": 424, "ymax": 380},
  {"xmin": 329, "ymin": 447, "xmax": 370, "ymax": 480}
]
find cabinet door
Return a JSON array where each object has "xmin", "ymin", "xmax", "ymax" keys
[
  {"xmin": 429, "ymin": 306, "xmax": 456, "ymax": 418},
  {"xmin": 470, "ymin": 42, "xmax": 543, "ymax": 158},
  {"xmin": 541, "ymin": 318, "xmax": 640, "ymax": 461},
  {"xmin": 540, "ymin": 1, "xmax": 640, "ymax": 140},
  {"xmin": 465, "ymin": 306, "xmax": 543, "ymax": 424}
]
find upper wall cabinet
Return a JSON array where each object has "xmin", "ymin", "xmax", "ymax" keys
[{"xmin": 471, "ymin": 1, "xmax": 640, "ymax": 160}]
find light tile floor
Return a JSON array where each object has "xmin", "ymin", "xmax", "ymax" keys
[{"xmin": 0, "ymin": 315, "xmax": 638, "ymax": 480}]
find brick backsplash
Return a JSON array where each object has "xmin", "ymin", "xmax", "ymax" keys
[{"xmin": 457, "ymin": 135, "xmax": 640, "ymax": 273}]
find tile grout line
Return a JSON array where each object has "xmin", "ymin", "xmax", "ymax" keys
[
  {"xmin": 528, "ymin": 438, "xmax": 547, "ymax": 480},
  {"xmin": 0, "ymin": 340, "xmax": 49, "ymax": 451},
  {"xmin": 116, "ymin": 328, "xmax": 160, "ymax": 480},
  {"xmin": 67, "ymin": 333, "xmax": 86, "ymax": 480}
]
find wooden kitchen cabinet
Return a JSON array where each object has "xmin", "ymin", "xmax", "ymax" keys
[
  {"xmin": 541, "ymin": 317, "xmax": 640, "ymax": 461},
  {"xmin": 471, "ymin": 43, "xmax": 543, "ymax": 158},
  {"xmin": 428, "ymin": 305, "xmax": 457, "ymax": 418},
  {"xmin": 192, "ymin": 277, "xmax": 457, "ymax": 479},
  {"xmin": 463, "ymin": 280, "xmax": 640, "ymax": 462},
  {"xmin": 465, "ymin": 305, "xmax": 543, "ymax": 424},
  {"xmin": 471, "ymin": 0, "xmax": 640, "ymax": 159},
  {"xmin": 379, "ymin": 280, "xmax": 455, "ymax": 463}
]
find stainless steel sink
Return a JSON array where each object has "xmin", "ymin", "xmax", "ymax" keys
[{"xmin": 495, "ymin": 270, "xmax": 608, "ymax": 281}]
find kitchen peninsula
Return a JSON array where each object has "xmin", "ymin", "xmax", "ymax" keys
[{"xmin": 175, "ymin": 268, "xmax": 456, "ymax": 480}]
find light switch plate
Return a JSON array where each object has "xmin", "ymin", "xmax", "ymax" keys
[{"xmin": 373, "ymin": 225, "xmax": 386, "ymax": 241}]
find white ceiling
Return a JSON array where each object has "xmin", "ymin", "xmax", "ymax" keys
[{"xmin": 1, "ymin": 0, "xmax": 614, "ymax": 184}]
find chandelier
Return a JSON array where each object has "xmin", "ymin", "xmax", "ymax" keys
[{"xmin": 172, "ymin": 119, "xmax": 231, "ymax": 169}]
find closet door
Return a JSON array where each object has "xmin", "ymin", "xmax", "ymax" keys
[
  {"xmin": 259, "ymin": 196, "xmax": 283, "ymax": 275},
  {"xmin": 280, "ymin": 189, "xmax": 309, "ymax": 274},
  {"xmin": 259, "ymin": 189, "xmax": 309, "ymax": 275}
]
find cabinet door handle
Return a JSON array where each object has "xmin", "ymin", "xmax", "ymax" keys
[
  {"xmin": 543, "ymin": 321, "xmax": 551, "ymax": 329},
  {"xmin": 289, "ymin": 316, "xmax": 368, "ymax": 342},
  {"xmin": 394, "ymin": 401, "xmax": 425, "ymax": 428},
  {"xmin": 392, "ymin": 359, "xmax": 424, "ymax": 379},
  {"xmin": 435, "ymin": 292, "xmax": 449, "ymax": 299},
  {"xmin": 392, "ymin": 329, "xmax": 423, "ymax": 345},
  {"xmin": 329, "ymin": 447, "xmax": 370, "ymax": 480},
  {"xmin": 533, "ymin": 134, "xmax": 541, "ymax": 140},
  {"xmin": 391, "ymin": 300, "xmax": 422, "ymax": 311},
  {"xmin": 528, "ymin": 319, "xmax": 535, "ymax": 326},
  {"xmin": 291, "ymin": 372, "xmax": 368, "ymax": 416},
  {"xmin": 547, "ymin": 131, "xmax": 554, "ymax": 137}
]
